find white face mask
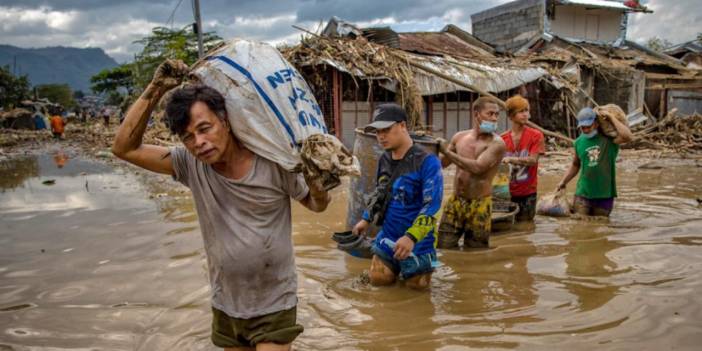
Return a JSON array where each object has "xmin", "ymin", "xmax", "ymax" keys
[
  {"xmin": 583, "ymin": 130, "xmax": 598, "ymax": 138},
  {"xmin": 479, "ymin": 121, "xmax": 497, "ymax": 134}
]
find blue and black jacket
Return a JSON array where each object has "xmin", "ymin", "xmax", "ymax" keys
[{"xmin": 362, "ymin": 144, "xmax": 443, "ymax": 256}]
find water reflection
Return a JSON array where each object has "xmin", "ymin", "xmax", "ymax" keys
[
  {"xmin": 0, "ymin": 155, "xmax": 701, "ymax": 350},
  {"xmin": 0, "ymin": 157, "xmax": 39, "ymax": 191}
]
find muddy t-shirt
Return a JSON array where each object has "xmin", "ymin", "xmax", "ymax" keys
[
  {"xmin": 574, "ymin": 133, "xmax": 619, "ymax": 199},
  {"xmin": 170, "ymin": 147, "xmax": 309, "ymax": 319}
]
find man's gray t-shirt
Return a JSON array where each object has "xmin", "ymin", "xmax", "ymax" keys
[{"xmin": 171, "ymin": 147, "xmax": 309, "ymax": 319}]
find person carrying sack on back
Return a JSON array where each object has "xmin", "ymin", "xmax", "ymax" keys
[
  {"xmin": 112, "ymin": 59, "xmax": 331, "ymax": 351},
  {"xmin": 556, "ymin": 107, "xmax": 632, "ymax": 217},
  {"xmin": 500, "ymin": 95, "xmax": 545, "ymax": 221},
  {"xmin": 351, "ymin": 103, "xmax": 443, "ymax": 290}
]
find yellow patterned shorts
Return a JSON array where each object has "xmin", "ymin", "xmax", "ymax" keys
[{"xmin": 437, "ymin": 195, "xmax": 492, "ymax": 249}]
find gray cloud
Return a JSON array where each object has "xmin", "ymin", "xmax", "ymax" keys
[{"xmin": 628, "ymin": 0, "xmax": 702, "ymax": 45}]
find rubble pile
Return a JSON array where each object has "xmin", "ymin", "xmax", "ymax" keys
[
  {"xmin": 0, "ymin": 120, "xmax": 176, "ymax": 150},
  {"xmin": 630, "ymin": 109, "xmax": 702, "ymax": 153},
  {"xmin": 0, "ymin": 128, "xmax": 51, "ymax": 147},
  {"xmin": 282, "ymin": 36, "xmax": 424, "ymax": 129}
]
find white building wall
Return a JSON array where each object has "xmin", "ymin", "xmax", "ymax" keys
[{"xmin": 550, "ymin": 5, "xmax": 623, "ymax": 42}]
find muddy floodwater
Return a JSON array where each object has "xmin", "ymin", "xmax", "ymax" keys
[{"xmin": 1, "ymin": 152, "xmax": 701, "ymax": 350}]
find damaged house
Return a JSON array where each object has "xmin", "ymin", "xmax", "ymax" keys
[
  {"xmin": 472, "ymin": 0, "xmax": 702, "ymax": 134},
  {"xmin": 665, "ymin": 40, "xmax": 702, "ymax": 70},
  {"xmin": 283, "ymin": 19, "xmax": 553, "ymax": 148}
]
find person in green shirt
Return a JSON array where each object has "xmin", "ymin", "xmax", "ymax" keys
[{"xmin": 557, "ymin": 107, "xmax": 633, "ymax": 216}]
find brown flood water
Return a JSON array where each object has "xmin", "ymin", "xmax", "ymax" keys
[{"xmin": 1, "ymin": 152, "xmax": 701, "ymax": 350}]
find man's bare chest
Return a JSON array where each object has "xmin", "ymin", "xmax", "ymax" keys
[{"xmin": 456, "ymin": 138, "xmax": 489, "ymax": 159}]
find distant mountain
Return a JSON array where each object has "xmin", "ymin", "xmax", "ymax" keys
[{"xmin": 0, "ymin": 45, "xmax": 118, "ymax": 93}]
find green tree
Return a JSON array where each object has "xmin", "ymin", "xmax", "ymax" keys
[
  {"xmin": 0, "ymin": 65, "xmax": 31, "ymax": 109},
  {"xmin": 36, "ymin": 84, "xmax": 75, "ymax": 108},
  {"xmin": 90, "ymin": 64, "xmax": 135, "ymax": 95},
  {"xmin": 88, "ymin": 25, "xmax": 222, "ymax": 105},
  {"xmin": 646, "ymin": 36, "xmax": 672, "ymax": 52},
  {"xmin": 131, "ymin": 25, "xmax": 222, "ymax": 89},
  {"xmin": 105, "ymin": 91, "xmax": 124, "ymax": 106},
  {"xmin": 73, "ymin": 90, "xmax": 85, "ymax": 100}
]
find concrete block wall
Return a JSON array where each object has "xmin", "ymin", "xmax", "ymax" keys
[{"xmin": 471, "ymin": 0, "xmax": 544, "ymax": 53}]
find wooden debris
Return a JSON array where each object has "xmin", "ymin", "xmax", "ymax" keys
[
  {"xmin": 282, "ymin": 35, "xmax": 425, "ymax": 130},
  {"xmin": 627, "ymin": 109, "xmax": 702, "ymax": 154}
]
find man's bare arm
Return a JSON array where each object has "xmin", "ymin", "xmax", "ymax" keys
[
  {"xmin": 440, "ymin": 138, "xmax": 506, "ymax": 175},
  {"xmin": 557, "ymin": 152, "xmax": 580, "ymax": 190},
  {"xmin": 438, "ymin": 135, "xmax": 458, "ymax": 168},
  {"xmin": 298, "ymin": 176, "xmax": 331, "ymax": 212},
  {"xmin": 504, "ymin": 154, "xmax": 540, "ymax": 166},
  {"xmin": 112, "ymin": 59, "xmax": 188, "ymax": 175}
]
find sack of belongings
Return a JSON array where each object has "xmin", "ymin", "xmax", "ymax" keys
[
  {"xmin": 594, "ymin": 104, "xmax": 628, "ymax": 138},
  {"xmin": 536, "ymin": 188, "xmax": 571, "ymax": 217},
  {"xmin": 492, "ymin": 164, "xmax": 511, "ymax": 202},
  {"xmin": 191, "ymin": 39, "xmax": 360, "ymax": 190}
]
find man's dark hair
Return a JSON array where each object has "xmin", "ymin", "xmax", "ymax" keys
[{"xmin": 165, "ymin": 84, "xmax": 227, "ymax": 135}]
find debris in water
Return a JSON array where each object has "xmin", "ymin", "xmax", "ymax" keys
[
  {"xmin": 95, "ymin": 150, "xmax": 112, "ymax": 159},
  {"xmin": 638, "ymin": 162, "xmax": 664, "ymax": 170},
  {"xmin": 42, "ymin": 179, "xmax": 56, "ymax": 185},
  {"xmin": 351, "ymin": 270, "xmax": 371, "ymax": 289}
]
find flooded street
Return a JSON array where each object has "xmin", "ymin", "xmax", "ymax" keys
[{"xmin": 1, "ymin": 152, "xmax": 701, "ymax": 350}]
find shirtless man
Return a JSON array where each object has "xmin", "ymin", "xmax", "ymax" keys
[{"xmin": 437, "ymin": 96, "xmax": 506, "ymax": 249}]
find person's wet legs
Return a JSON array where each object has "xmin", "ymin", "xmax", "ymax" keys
[
  {"xmin": 369, "ymin": 255, "xmax": 396, "ymax": 286},
  {"xmin": 406, "ymin": 272, "xmax": 432, "ymax": 290}
]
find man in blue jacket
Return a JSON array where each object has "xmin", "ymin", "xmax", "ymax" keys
[{"xmin": 352, "ymin": 103, "xmax": 443, "ymax": 290}]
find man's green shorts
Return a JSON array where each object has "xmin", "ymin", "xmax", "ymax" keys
[{"xmin": 211, "ymin": 306, "xmax": 304, "ymax": 348}]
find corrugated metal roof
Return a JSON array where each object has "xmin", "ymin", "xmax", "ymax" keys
[
  {"xmin": 665, "ymin": 40, "xmax": 702, "ymax": 57},
  {"xmin": 311, "ymin": 54, "xmax": 546, "ymax": 95},
  {"xmin": 520, "ymin": 36, "xmax": 697, "ymax": 78},
  {"xmin": 397, "ymin": 32, "xmax": 495, "ymax": 60},
  {"xmin": 407, "ymin": 55, "xmax": 546, "ymax": 95},
  {"xmin": 362, "ymin": 27, "xmax": 400, "ymax": 48},
  {"xmin": 557, "ymin": 0, "xmax": 630, "ymax": 10}
]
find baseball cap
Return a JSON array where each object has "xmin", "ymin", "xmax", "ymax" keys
[
  {"xmin": 576, "ymin": 107, "xmax": 597, "ymax": 127},
  {"xmin": 364, "ymin": 103, "xmax": 407, "ymax": 132}
]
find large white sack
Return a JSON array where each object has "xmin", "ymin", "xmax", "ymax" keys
[{"xmin": 191, "ymin": 39, "xmax": 330, "ymax": 172}]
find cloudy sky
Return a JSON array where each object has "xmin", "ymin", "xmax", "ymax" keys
[{"xmin": 0, "ymin": 0, "xmax": 699, "ymax": 63}]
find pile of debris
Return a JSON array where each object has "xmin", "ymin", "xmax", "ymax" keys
[
  {"xmin": 282, "ymin": 35, "xmax": 424, "ymax": 129},
  {"xmin": 0, "ymin": 108, "xmax": 35, "ymax": 130},
  {"xmin": 629, "ymin": 109, "xmax": 702, "ymax": 153},
  {"xmin": 0, "ymin": 128, "xmax": 50, "ymax": 147},
  {"xmin": 0, "ymin": 119, "xmax": 176, "ymax": 150}
]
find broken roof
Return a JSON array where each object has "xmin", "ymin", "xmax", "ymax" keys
[
  {"xmin": 323, "ymin": 17, "xmax": 495, "ymax": 60},
  {"xmin": 521, "ymin": 35, "xmax": 695, "ymax": 78},
  {"xmin": 285, "ymin": 35, "xmax": 546, "ymax": 96},
  {"xmin": 397, "ymin": 32, "xmax": 495, "ymax": 60},
  {"xmin": 360, "ymin": 26, "xmax": 495, "ymax": 60},
  {"xmin": 665, "ymin": 40, "xmax": 702, "ymax": 57},
  {"xmin": 395, "ymin": 55, "xmax": 546, "ymax": 95}
]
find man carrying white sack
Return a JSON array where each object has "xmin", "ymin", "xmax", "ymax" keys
[{"xmin": 112, "ymin": 59, "xmax": 331, "ymax": 351}]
